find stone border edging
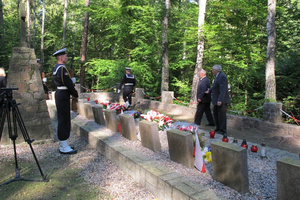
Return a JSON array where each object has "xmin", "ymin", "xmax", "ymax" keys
[{"xmin": 70, "ymin": 117, "xmax": 222, "ymax": 200}]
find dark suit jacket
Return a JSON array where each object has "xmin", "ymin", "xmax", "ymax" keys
[
  {"xmin": 197, "ymin": 76, "xmax": 211, "ymax": 103},
  {"xmin": 210, "ymin": 71, "xmax": 230, "ymax": 105}
]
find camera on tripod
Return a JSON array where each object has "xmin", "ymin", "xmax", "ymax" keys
[
  {"xmin": 0, "ymin": 87, "xmax": 18, "ymax": 106},
  {"xmin": 0, "ymin": 87, "xmax": 18, "ymax": 96},
  {"xmin": 0, "ymin": 86, "xmax": 47, "ymax": 186}
]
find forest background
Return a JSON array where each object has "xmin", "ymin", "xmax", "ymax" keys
[{"xmin": 0, "ymin": 0, "xmax": 300, "ymax": 124}]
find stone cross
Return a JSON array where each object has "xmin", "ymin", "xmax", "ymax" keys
[{"xmin": 20, "ymin": 3, "xmax": 27, "ymax": 47}]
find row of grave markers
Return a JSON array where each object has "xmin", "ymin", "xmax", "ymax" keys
[{"xmin": 75, "ymin": 99, "xmax": 300, "ymax": 198}]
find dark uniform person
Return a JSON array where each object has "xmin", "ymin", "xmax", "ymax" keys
[
  {"xmin": 118, "ymin": 67, "xmax": 135, "ymax": 107},
  {"xmin": 53, "ymin": 48, "xmax": 78, "ymax": 154}
]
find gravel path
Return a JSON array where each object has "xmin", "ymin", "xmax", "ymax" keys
[
  {"xmin": 1, "ymin": 112, "xmax": 282, "ymax": 200},
  {"xmin": 70, "ymin": 113, "xmax": 280, "ymax": 200}
]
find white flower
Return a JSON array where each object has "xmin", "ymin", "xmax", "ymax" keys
[
  {"xmin": 158, "ymin": 119, "xmax": 164, "ymax": 127},
  {"xmin": 201, "ymin": 150, "xmax": 205, "ymax": 155},
  {"xmin": 203, "ymin": 147, "xmax": 208, "ymax": 153}
]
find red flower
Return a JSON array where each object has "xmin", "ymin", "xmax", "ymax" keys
[
  {"xmin": 87, "ymin": 97, "xmax": 90, "ymax": 101},
  {"xmin": 95, "ymin": 100, "xmax": 98, "ymax": 104}
]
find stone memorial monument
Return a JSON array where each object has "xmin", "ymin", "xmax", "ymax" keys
[{"xmin": 0, "ymin": 3, "xmax": 52, "ymax": 145}]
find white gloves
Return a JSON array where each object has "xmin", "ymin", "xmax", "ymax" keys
[
  {"xmin": 71, "ymin": 77, "xmax": 76, "ymax": 84},
  {"xmin": 117, "ymin": 89, "xmax": 121, "ymax": 93}
]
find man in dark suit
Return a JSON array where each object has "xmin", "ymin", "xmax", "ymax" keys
[
  {"xmin": 208, "ymin": 65, "xmax": 230, "ymax": 135},
  {"xmin": 194, "ymin": 69, "xmax": 215, "ymax": 126}
]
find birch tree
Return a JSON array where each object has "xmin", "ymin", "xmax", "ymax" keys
[
  {"xmin": 32, "ymin": 0, "xmax": 36, "ymax": 49},
  {"xmin": 265, "ymin": 0, "xmax": 277, "ymax": 101},
  {"xmin": 161, "ymin": 0, "xmax": 170, "ymax": 92},
  {"xmin": 190, "ymin": 0, "xmax": 207, "ymax": 107},
  {"xmin": 40, "ymin": 0, "xmax": 45, "ymax": 71},
  {"xmin": 63, "ymin": 0, "xmax": 67, "ymax": 43}
]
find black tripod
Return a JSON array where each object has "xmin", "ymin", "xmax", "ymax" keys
[{"xmin": 0, "ymin": 87, "xmax": 48, "ymax": 186}]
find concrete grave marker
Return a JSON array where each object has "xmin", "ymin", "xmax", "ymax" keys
[
  {"xmin": 138, "ymin": 120, "xmax": 161, "ymax": 152},
  {"xmin": 119, "ymin": 114, "xmax": 137, "ymax": 141},
  {"xmin": 166, "ymin": 129, "xmax": 194, "ymax": 168}
]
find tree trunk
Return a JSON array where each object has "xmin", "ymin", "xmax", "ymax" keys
[
  {"xmin": 161, "ymin": 0, "xmax": 170, "ymax": 92},
  {"xmin": 265, "ymin": 0, "xmax": 276, "ymax": 101},
  {"xmin": 0, "ymin": 0, "xmax": 4, "ymax": 68},
  {"xmin": 32, "ymin": 0, "xmax": 36, "ymax": 49},
  {"xmin": 41, "ymin": 0, "xmax": 45, "ymax": 72},
  {"xmin": 80, "ymin": 0, "xmax": 90, "ymax": 92},
  {"xmin": 63, "ymin": 0, "xmax": 67, "ymax": 43},
  {"xmin": 26, "ymin": 0, "xmax": 31, "ymax": 48},
  {"xmin": 190, "ymin": 0, "xmax": 207, "ymax": 108},
  {"xmin": 0, "ymin": 0, "xmax": 4, "ymax": 50}
]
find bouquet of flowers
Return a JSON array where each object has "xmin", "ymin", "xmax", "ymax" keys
[
  {"xmin": 140, "ymin": 110, "xmax": 174, "ymax": 130},
  {"xmin": 171, "ymin": 123, "xmax": 205, "ymax": 148},
  {"xmin": 202, "ymin": 146, "xmax": 212, "ymax": 163},
  {"xmin": 109, "ymin": 103, "xmax": 127, "ymax": 114},
  {"xmin": 100, "ymin": 101, "xmax": 111, "ymax": 109},
  {"xmin": 99, "ymin": 102, "xmax": 128, "ymax": 114}
]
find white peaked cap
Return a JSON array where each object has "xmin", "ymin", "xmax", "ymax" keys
[{"xmin": 53, "ymin": 48, "xmax": 67, "ymax": 56}]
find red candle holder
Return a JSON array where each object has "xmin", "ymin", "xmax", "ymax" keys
[
  {"xmin": 222, "ymin": 134, "xmax": 229, "ymax": 142},
  {"xmin": 251, "ymin": 145, "xmax": 258, "ymax": 153},
  {"xmin": 210, "ymin": 130, "xmax": 215, "ymax": 139},
  {"xmin": 241, "ymin": 139, "xmax": 248, "ymax": 149}
]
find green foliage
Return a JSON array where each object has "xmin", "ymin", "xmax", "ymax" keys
[
  {"xmin": 85, "ymin": 59, "xmax": 125, "ymax": 90},
  {"xmin": 229, "ymin": 93, "xmax": 264, "ymax": 119},
  {"xmin": 281, "ymin": 96, "xmax": 300, "ymax": 124},
  {"xmin": 1, "ymin": 0, "xmax": 300, "ymax": 124}
]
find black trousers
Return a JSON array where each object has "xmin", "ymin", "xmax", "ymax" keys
[
  {"xmin": 123, "ymin": 86, "xmax": 134, "ymax": 105},
  {"xmin": 213, "ymin": 104, "xmax": 227, "ymax": 134},
  {"xmin": 55, "ymin": 90, "xmax": 71, "ymax": 141},
  {"xmin": 194, "ymin": 102, "xmax": 215, "ymax": 125}
]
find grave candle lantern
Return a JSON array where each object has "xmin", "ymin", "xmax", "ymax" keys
[
  {"xmin": 232, "ymin": 138, "xmax": 238, "ymax": 145},
  {"xmin": 260, "ymin": 141, "xmax": 267, "ymax": 158},
  {"xmin": 251, "ymin": 145, "xmax": 258, "ymax": 153},
  {"xmin": 241, "ymin": 139, "xmax": 248, "ymax": 149},
  {"xmin": 209, "ymin": 130, "xmax": 215, "ymax": 139},
  {"xmin": 222, "ymin": 133, "xmax": 229, "ymax": 142}
]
